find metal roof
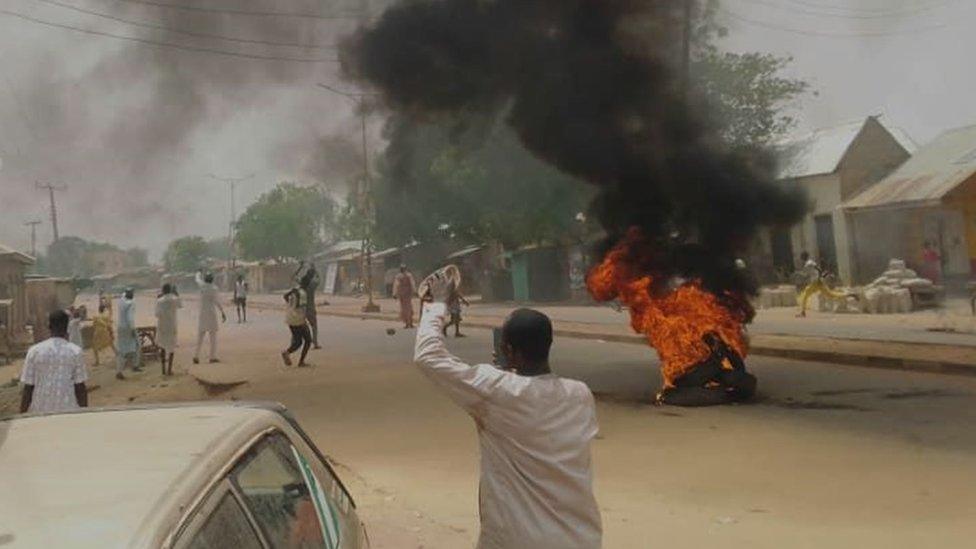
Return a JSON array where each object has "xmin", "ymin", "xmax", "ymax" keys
[
  {"xmin": 0, "ymin": 243, "xmax": 35, "ymax": 265},
  {"xmin": 844, "ymin": 124, "xmax": 976, "ymax": 210},
  {"xmin": 777, "ymin": 116, "xmax": 916, "ymax": 180}
]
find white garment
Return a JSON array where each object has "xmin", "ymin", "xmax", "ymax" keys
[
  {"xmin": 414, "ymin": 303, "xmax": 602, "ymax": 549},
  {"xmin": 196, "ymin": 273, "xmax": 221, "ymax": 333},
  {"xmin": 803, "ymin": 259, "xmax": 820, "ymax": 284},
  {"xmin": 234, "ymin": 280, "xmax": 248, "ymax": 300},
  {"xmin": 67, "ymin": 318, "xmax": 83, "ymax": 348},
  {"xmin": 155, "ymin": 294, "xmax": 182, "ymax": 352},
  {"xmin": 20, "ymin": 337, "xmax": 88, "ymax": 414}
]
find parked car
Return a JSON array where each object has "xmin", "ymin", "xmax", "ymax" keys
[{"xmin": 0, "ymin": 402, "xmax": 368, "ymax": 548}]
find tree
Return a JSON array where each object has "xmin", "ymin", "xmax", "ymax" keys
[
  {"xmin": 692, "ymin": 1, "xmax": 811, "ymax": 147},
  {"xmin": 42, "ymin": 236, "xmax": 89, "ymax": 277},
  {"xmin": 205, "ymin": 237, "xmax": 231, "ymax": 261},
  {"xmin": 163, "ymin": 236, "xmax": 208, "ymax": 272},
  {"xmin": 235, "ymin": 183, "xmax": 338, "ymax": 261},
  {"xmin": 370, "ymin": 119, "xmax": 595, "ymax": 250},
  {"xmin": 125, "ymin": 247, "xmax": 149, "ymax": 268}
]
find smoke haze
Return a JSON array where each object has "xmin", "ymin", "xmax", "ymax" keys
[{"xmin": 343, "ymin": 0, "xmax": 806, "ymax": 297}]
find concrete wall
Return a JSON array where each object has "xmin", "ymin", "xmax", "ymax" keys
[{"xmin": 837, "ymin": 117, "xmax": 912, "ymax": 201}]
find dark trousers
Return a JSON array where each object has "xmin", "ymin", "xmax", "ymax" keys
[
  {"xmin": 306, "ymin": 308, "xmax": 318, "ymax": 346},
  {"xmin": 286, "ymin": 324, "xmax": 312, "ymax": 363},
  {"xmin": 660, "ymin": 355, "xmax": 757, "ymax": 407}
]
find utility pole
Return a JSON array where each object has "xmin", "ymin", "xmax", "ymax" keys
[
  {"xmin": 317, "ymin": 83, "xmax": 382, "ymax": 313},
  {"xmin": 207, "ymin": 173, "xmax": 254, "ymax": 285},
  {"xmin": 35, "ymin": 181, "xmax": 66, "ymax": 243},
  {"xmin": 681, "ymin": 0, "xmax": 693, "ymax": 98},
  {"xmin": 23, "ymin": 220, "xmax": 41, "ymax": 257}
]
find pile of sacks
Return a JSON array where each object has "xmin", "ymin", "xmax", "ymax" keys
[{"xmin": 858, "ymin": 259, "xmax": 933, "ymax": 314}]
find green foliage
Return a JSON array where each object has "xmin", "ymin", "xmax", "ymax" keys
[
  {"xmin": 163, "ymin": 236, "xmax": 208, "ymax": 272},
  {"xmin": 36, "ymin": 237, "xmax": 148, "ymax": 277},
  {"xmin": 691, "ymin": 1, "xmax": 811, "ymax": 146},
  {"xmin": 205, "ymin": 237, "xmax": 231, "ymax": 260},
  {"xmin": 235, "ymin": 183, "xmax": 337, "ymax": 261},
  {"xmin": 370, "ymin": 119, "xmax": 595, "ymax": 250}
]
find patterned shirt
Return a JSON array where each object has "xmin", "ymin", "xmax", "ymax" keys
[{"xmin": 20, "ymin": 337, "xmax": 88, "ymax": 414}]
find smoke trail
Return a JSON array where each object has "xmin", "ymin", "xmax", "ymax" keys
[{"xmin": 341, "ymin": 0, "xmax": 806, "ymax": 297}]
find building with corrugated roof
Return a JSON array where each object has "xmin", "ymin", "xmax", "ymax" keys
[
  {"xmin": 760, "ymin": 116, "xmax": 914, "ymax": 284},
  {"xmin": 843, "ymin": 124, "xmax": 976, "ymax": 284},
  {"xmin": 0, "ymin": 242, "xmax": 36, "ymax": 352}
]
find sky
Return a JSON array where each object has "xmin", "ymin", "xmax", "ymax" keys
[{"xmin": 0, "ymin": 0, "xmax": 973, "ymax": 259}]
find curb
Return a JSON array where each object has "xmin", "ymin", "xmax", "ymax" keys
[{"xmin": 242, "ymin": 299, "xmax": 976, "ymax": 377}]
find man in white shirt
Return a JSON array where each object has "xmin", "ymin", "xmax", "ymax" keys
[
  {"xmin": 20, "ymin": 309, "xmax": 88, "ymax": 414},
  {"xmin": 194, "ymin": 271, "xmax": 226, "ymax": 364},
  {"xmin": 414, "ymin": 271, "xmax": 602, "ymax": 549}
]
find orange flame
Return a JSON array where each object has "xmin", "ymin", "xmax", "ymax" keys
[{"xmin": 587, "ymin": 229, "xmax": 749, "ymax": 388}]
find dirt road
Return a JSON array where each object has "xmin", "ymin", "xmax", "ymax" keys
[{"xmin": 2, "ymin": 294, "xmax": 974, "ymax": 548}]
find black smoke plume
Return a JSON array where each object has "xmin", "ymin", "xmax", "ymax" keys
[{"xmin": 341, "ymin": 0, "xmax": 807, "ymax": 298}]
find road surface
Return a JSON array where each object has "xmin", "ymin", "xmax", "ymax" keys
[{"xmin": 2, "ymin": 295, "xmax": 973, "ymax": 548}]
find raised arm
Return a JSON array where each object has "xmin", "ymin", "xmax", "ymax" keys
[
  {"xmin": 414, "ymin": 302, "xmax": 506, "ymax": 413},
  {"xmin": 195, "ymin": 271, "xmax": 205, "ymax": 287}
]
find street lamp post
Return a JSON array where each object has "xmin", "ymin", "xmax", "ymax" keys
[
  {"xmin": 317, "ymin": 83, "xmax": 382, "ymax": 313},
  {"xmin": 208, "ymin": 173, "xmax": 255, "ymax": 288}
]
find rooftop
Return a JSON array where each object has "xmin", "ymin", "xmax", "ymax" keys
[
  {"xmin": 777, "ymin": 116, "xmax": 916, "ymax": 180},
  {"xmin": 844, "ymin": 123, "xmax": 976, "ymax": 210}
]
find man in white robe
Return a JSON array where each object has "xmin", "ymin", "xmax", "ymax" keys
[
  {"xmin": 193, "ymin": 271, "xmax": 226, "ymax": 364},
  {"xmin": 115, "ymin": 289, "xmax": 140, "ymax": 380},
  {"xmin": 414, "ymin": 271, "xmax": 602, "ymax": 549},
  {"xmin": 155, "ymin": 283, "xmax": 182, "ymax": 375}
]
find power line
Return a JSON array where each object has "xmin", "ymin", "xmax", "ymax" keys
[
  {"xmin": 783, "ymin": 0, "xmax": 955, "ymax": 15},
  {"xmin": 92, "ymin": 0, "xmax": 364, "ymax": 20},
  {"xmin": 718, "ymin": 6, "xmax": 947, "ymax": 37},
  {"xmin": 735, "ymin": 0, "xmax": 957, "ymax": 19},
  {"xmin": 0, "ymin": 8, "xmax": 339, "ymax": 63},
  {"xmin": 33, "ymin": 0, "xmax": 337, "ymax": 49}
]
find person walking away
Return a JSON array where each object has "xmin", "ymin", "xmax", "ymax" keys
[
  {"xmin": 92, "ymin": 304, "xmax": 115, "ymax": 367},
  {"xmin": 67, "ymin": 307, "xmax": 84, "ymax": 348},
  {"xmin": 796, "ymin": 252, "xmax": 850, "ymax": 317},
  {"xmin": 20, "ymin": 309, "xmax": 88, "ymax": 413},
  {"xmin": 300, "ymin": 265, "xmax": 321, "ymax": 349},
  {"xmin": 234, "ymin": 275, "xmax": 249, "ymax": 323},
  {"xmin": 281, "ymin": 285, "xmax": 312, "ymax": 367},
  {"xmin": 115, "ymin": 288, "xmax": 141, "ymax": 380},
  {"xmin": 393, "ymin": 265, "xmax": 416, "ymax": 329},
  {"xmin": 414, "ymin": 272, "xmax": 602, "ymax": 548},
  {"xmin": 443, "ymin": 290, "xmax": 470, "ymax": 337},
  {"xmin": 155, "ymin": 283, "xmax": 182, "ymax": 376},
  {"xmin": 921, "ymin": 241, "xmax": 942, "ymax": 284},
  {"xmin": 193, "ymin": 271, "xmax": 226, "ymax": 364}
]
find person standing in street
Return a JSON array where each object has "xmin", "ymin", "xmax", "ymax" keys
[
  {"xmin": 921, "ymin": 241, "xmax": 943, "ymax": 284},
  {"xmin": 155, "ymin": 283, "xmax": 182, "ymax": 376},
  {"xmin": 67, "ymin": 306, "xmax": 84, "ymax": 348},
  {"xmin": 281, "ymin": 285, "xmax": 312, "ymax": 367},
  {"xmin": 115, "ymin": 288, "xmax": 141, "ymax": 380},
  {"xmin": 91, "ymin": 304, "xmax": 115, "ymax": 367},
  {"xmin": 20, "ymin": 309, "xmax": 88, "ymax": 413},
  {"xmin": 300, "ymin": 264, "xmax": 321, "ymax": 349},
  {"xmin": 193, "ymin": 271, "xmax": 226, "ymax": 364},
  {"xmin": 393, "ymin": 264, "xmax": 416, "ymax": 329},
  {"xmin": 234, "ymin": 275, "xmax": 249, "ymax": 323},
  {"xmin": 414, "ymin": 271, "xmax": 602, "ymax": 548}
]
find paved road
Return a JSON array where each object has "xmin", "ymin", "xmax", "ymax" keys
[{"xmin": 9, "ymin": 297, "xmax": 971, "ymax": 548}]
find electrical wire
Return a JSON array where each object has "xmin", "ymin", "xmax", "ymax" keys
[
  {"xmin": 91, "ymin": 0, "xmax": 365, "ymax": 20},
  {"xmin": 735, "ymin": 0, "xmax": 957, "ymax": 19},
  {"xmin": 0, "ymin": 8, "xmax": 339, "ymax": 62},
  {"xmin": 33, "ymin": 0, "xmax": 337, "ymax": 49},
  {"xmin": 719, "ymin": 6, "xmax": 947, "ymax": 37},
  {"xmin": 783, "ymin": 0, "xmax": 955, "ymax": 15}
]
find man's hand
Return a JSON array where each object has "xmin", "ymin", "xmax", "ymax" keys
[{"xmin": 427, "ymin": 271, "xmax": 455, "ymax": 304}]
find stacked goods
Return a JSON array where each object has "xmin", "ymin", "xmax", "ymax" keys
[
  {"xmin": 758, "ymin": 285, "xmax": 798, "ymax": 309},
  {"xmin": 860, "ymin": 259, "xmax": 933, "ymax": 314}
]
